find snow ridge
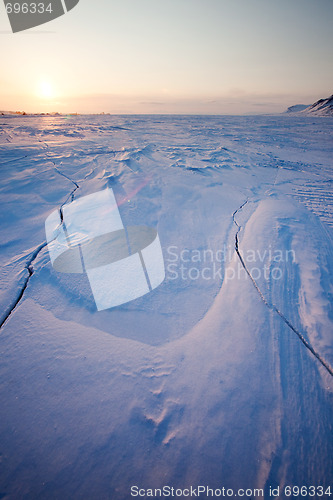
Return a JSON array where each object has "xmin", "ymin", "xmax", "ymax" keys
[
  {"xmin": 0, "ymin": 141, "xmax": 83, "ymax": 330},
  {"xmin": 232, "ymin": 202, "xmax": 333, "ymax": 377}
]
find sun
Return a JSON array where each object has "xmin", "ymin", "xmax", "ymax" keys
[{"xmin": 37, "ymin": 80, "xmax": 56, "ymax": 100}]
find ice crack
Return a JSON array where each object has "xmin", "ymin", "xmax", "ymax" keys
[
  {"xmin": 0, "ymin": 242, "xmax": 47, "ymax": 329},
  {"xmin": 232, "ymin": 201, "xmax": 333, "ymax": 378},
  {"xmin": 0, "ymin": 141, "xmax": 82, "ymax": 331}
]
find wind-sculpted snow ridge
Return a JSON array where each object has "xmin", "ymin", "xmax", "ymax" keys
[
  {"xmin": 232, "ymin": 201, "xmax": 333, "ymax": 377},
  {"xmin": 294, "ymin": 179, "xmax": 333, "ymax": 228}
]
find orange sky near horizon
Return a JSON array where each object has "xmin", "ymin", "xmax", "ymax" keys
[{"xmin": 1, "ymin": 0, "xmax": 332, "ymax": 114}]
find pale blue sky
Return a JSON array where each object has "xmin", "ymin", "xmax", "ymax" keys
[{"xmin": 1, "ymin": 0, "xmax": 332, "ymax": 113}]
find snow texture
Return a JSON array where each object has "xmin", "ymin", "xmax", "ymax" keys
[{"xmin": 0, "ymin": 114, "xmax": 333, "ymax": 499}]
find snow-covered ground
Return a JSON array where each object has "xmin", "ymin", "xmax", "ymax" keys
[{"xmin": 0, "ymin": 114, "xmax": 332, "ymax": 499}]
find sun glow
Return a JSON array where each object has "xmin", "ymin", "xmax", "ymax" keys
[{"xmin": 37, "ymin": 80, "xmax": 56, "ymax": 100}]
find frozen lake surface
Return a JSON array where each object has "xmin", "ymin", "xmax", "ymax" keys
[{"xmin": 0, "ymin": 114, "xmax": 332, "ymax": 499}]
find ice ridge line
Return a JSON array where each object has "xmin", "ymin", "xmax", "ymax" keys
[
  {"xmin": 0, "ymin": 144, "xmax": 82, "ymax": 331},
  {"xmin": 0, "ymin": 155, "xmax": 29, "ymax": 167},
  {"xmin": 40, "ymin": 140, "xmax": 80, "ymax": 204},
  {"xmin": 0, "ymin": 242, "xmax": 47, "ymax": 329},
  {"xmin": 232, "ymin": 201, "xmax": 333, "ymax": 378}
]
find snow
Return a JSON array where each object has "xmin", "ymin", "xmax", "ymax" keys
[{"xmin": 0, "ymin": 114, "xmax": 333, "ymax": 498}]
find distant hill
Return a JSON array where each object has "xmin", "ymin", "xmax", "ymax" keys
[
  {"xmin": 286, "ymin": 104, "xmax": 309, "ymax": 113},
  {"xmin": 301, "ymin": 94, "xmax": 333, "ymax": 116},
  {"xmin": 286, "ymin": 94, "xmax": 333, "ymax": 116}
]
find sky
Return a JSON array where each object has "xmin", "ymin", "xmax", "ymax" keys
[{"xmin": 0, "ymin": 0, "xmax": 332, "ymax": 114}]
